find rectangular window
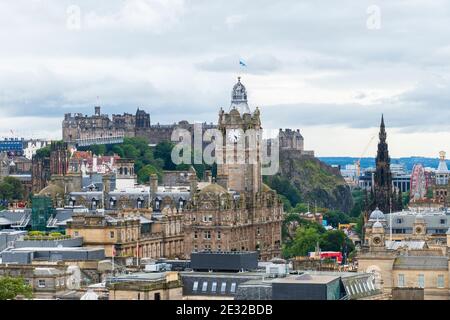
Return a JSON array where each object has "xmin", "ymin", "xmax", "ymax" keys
[
  {"xmin": 211, "ymin": 282, "xmax": 217, "ymax": 292},
  {"xmin": 193, "ymin": 281, "xmax": 198, "ymax": 291},
  {"xmin": 418, "ymin": 274, "xmax": 425, "ymax": 288},
  {"xmin": 110, "ymin": 231, "xmax": 115, "ymax": 238},
  {"xmin": 38, "ymin": 280, "xmax": 46, "ymax": 288},
  {"xmin": 202, "ymin": 281, "xmax": 208, "ymax": 292},
  {"xmin": 217, "ymin": 231, "xmax": 221, "ymax": 240},
  {"xmin": 398, "ymin": 274, "xmax": 405, "ymax": 287},
  {"xmin": 74, "ymin": 231, "xmax": 79, "ymax": 237},
  {"xmin": 230, "ymin": 282, "xmax": 237, "ymax": 293},
  {"xmin": 208, "ymin": 215, "xmax": 213, "ymax": 222},
  {"xmin": 220, "ymin": 282, "xmax": 227, "ymax": 294},
  {"xmin": 194, "ymin": 231, "xmax": 198, "ymax": 239},
  {"xmin": 437, "ymin": 275, "xmax": 445, "ymax": 288},
  {"xmin": 204, "ymin": 231, "xmax": 211, "ymax": 240}
]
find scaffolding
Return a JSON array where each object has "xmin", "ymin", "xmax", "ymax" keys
[{"xmin": 31, "ymin": 196, "xmax": 55, "ymax": 231}]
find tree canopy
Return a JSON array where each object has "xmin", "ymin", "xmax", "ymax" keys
[
  {"xmin": 0, "ymin": 176, "xmax": 25, "ymax": 201},
  {"xmin": 282, "ymin": 213, "xmax": 355, "ymax": 259},
  {"xmin": 0, "ymin": 277, "xmax": 33, "ymax": 300}
]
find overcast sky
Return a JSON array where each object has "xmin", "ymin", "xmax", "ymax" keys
[{"xmin": 0, "ymin": 0, "xmax": 449, "ymax": 157}]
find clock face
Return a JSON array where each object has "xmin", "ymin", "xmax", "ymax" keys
[
  {"xmin": 373, "ymin": 237, "xmax": 381, "ymax": 245},
  {"xmin": 227, "ymin": 129, "xmax": 241, "ymax": 143}
]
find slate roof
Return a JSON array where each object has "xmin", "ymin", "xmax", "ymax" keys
[
  {"xmin": 385, "ymin": 240, "xmax": 426, "ymax": 250},
  {"xmin": 393, "ymin": 256, "xmax": 448, "ymax": 270},
  {"xmin": 0, "ymin": 210, "xmax": 30, "ymax": 225},
  {"xmin": 181, "ymin": 271, "xmax": 265, "ymax": 297},
  {"xmin": 386, "ymin": 211, "xmax": 450, "ymax": 232}
]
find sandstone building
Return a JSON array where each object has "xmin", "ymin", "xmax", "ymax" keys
[
  {"xmin": 359, "ymin": 208, "xmax": 450, "ymax": 300},
  {"xmin": 182, "ymin": 78, "xmax": 283, "ymax": 261},
  {"xmin": 62, "ymin": 107, "xmax": 216, "ymax": 146}
]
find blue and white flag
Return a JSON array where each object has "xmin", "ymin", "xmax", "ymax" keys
[{"xmin": 239, "ymin": 59, "xmax": 247, "ymax": 67}]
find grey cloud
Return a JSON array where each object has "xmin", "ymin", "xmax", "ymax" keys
[
  {"xmin": 0, "ymin": 0, "xmax": 449, "ymax": 152},
  {"xmin": 196, "ymin": 54, "xmax": 282, "ymax": 74},
  {"xmin": 262, "ymin": 79, "xmax": 450, "ymax": 132}
]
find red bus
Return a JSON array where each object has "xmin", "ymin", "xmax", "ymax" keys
[{"xmin": 309, "ymin": 251, "xmax": 343, "ymax": 264}]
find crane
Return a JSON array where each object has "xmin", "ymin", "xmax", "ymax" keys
[{"xmin": 355, "ymin": 133, "xmax": 377, "ymax": 178}]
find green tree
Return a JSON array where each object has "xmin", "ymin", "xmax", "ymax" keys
[
  {"xmin": 35, "ymin": 145, "xmax": 51, "ymax": 158},
  {"xmin": 0, "ymin": 177, "xmax": 24, "ymax": 201},
  {"xmin": 319, "ymin": 230, "xmax": 354, "ymax": 252},
  {"xmin": 154, "ymin": 140, "xmax": 176, "ymax": 170},
  {"xmin": 264, "ymin": 175, "xmax": 302, "ymax": 206},
  {"xmin": 137, "ymin": 164, "xmax": 162, "ymax": 184},
  {"xmin": 0, "ymin": 276, "xmax": 33, "ymax": 300},
  {"xmin": 283, "ymin": 226, "xmax": 321, "ymax": 258},
  {"xmin": 426, "ymin": 187, "xmax": 434, "ymax": 199},
  {"xmin": 289, "ymin": 203, "xmax": 310, "ymax": 213},
  {"xmin": 402, "ymin": 191, "xmax": 410, "ymax": 207},
  {"xmin": 122, "ymin": 144, "xmax": 140, "ymax": 159},
  {"xmin": 322, "ymin": 210, "xmax": 353, "ymax": 228},
  {"xmin": 355, "ymin": 212, "xmax": 365, "ymax": 237},
  {"xmin": 111, "ymin": 145, "xmax": 125, "ymax": 157},
  {"xmin": 89, "ymin": 144, "xmax": 106, "ymax": 156},
  {"xmin": 279, "ymin": 195, "xmax": 292, "ymax": 212}
]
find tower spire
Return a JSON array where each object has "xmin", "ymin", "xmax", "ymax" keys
[
  {"xmin": 373, "ymin": 115, "xmax": 395, "ymax": 214},
  {"xmin": 379, "ymin": 114, "xmax": 386, "ymax": 142}
]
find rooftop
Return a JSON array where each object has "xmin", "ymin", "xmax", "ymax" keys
[
  {"xmin": 393, "ymin": 256, "xmax": 448, "ymax": 270},
  {"xmin": 271, "ymin": 274, "xmax": 340, "ymax": 285}
]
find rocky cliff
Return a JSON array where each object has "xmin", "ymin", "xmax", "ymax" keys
[{"xmin": 267, "ymin": 150, "xmax": 353, "ymax": 213}]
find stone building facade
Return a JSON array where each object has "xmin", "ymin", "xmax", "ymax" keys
[
  {"xmin": 358, "ymin": 208, "xmax": 450, "ymax": 300},
  {"xmin": 66, "ymin": 208, "xmax": 184, "ymax": 259},
  {"xmin": 182, "ymin": 78, "xmax": 283, "ymax": 261},
  {"xmin": 62, "ymin": 107, "xmax": 216, "ymax": 146},
  {"xmin": 433, "ymin": 151, "xmax": 450, "ymax": 206},
  {"xmin": 107, "ymin": 272, "xmax": 182, "ymax": 300},
  {"xmin": 0, "ymin": 152, "xmax": 10, "ymax": 181},
  {"xmin": 278, "ymin": 129, "xmax": 314, "ymax": 156}
]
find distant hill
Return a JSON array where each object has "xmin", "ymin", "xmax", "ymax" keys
[
  {"xmin": 319, "ymin": 157, "xmax": 450, "ymax": 172},
  {"xmin": 265, "ymin": 151, "xmax": 353, "ymax": 213}
]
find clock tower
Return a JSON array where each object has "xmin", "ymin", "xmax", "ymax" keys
[{"xmin": 216, "ymin": 77, "xmax": 262, "ymax": 195}]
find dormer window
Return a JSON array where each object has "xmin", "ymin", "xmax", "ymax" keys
[
  {"xmin": 179, "ymin": 198, "xmax": 185, "ymax": 210},
  {"xmin": 91, "ymin": 198, "xmax": 98, "ymax": 209},
  {"xmin": 110, "ymin": 197, "xmax": 116, "ymax": 208},
  {"xmin": 137, "ymin": 197, "xmax": 144, "ymax": 209},
  {"xmin": 155, "ymin": 199, "xmax": 161, "ymax": 211}
]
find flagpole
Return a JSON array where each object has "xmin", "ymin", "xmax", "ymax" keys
[
  {"xmin": 112, "ymin": 245, "xmax": 115, "ymax": 276},
  {"xmin": 390, "ymin": 198, "xmax": 392, "ymax": 242}
]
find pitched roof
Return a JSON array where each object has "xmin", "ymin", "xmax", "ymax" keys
[{"xmin": 393, "ymin": 256, "xmax": 448, "ymax": 270}]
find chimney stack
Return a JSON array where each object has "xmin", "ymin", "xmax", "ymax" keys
[{"xmin": 150, "ymin": 174, "xmax": 158, "ymax": 199}]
